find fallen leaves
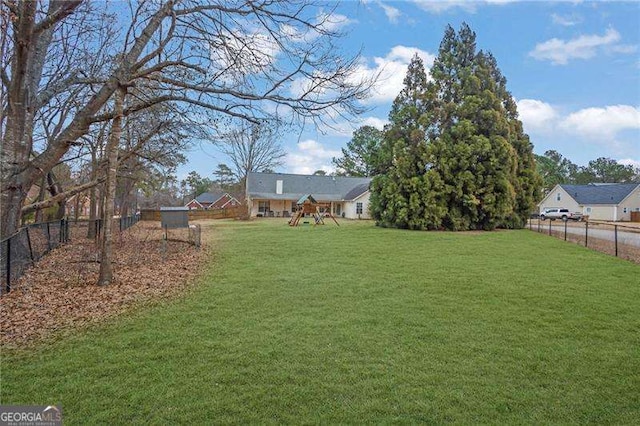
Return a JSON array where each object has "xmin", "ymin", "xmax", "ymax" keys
[{"xmin": 0, "ymin": 221, "xmax": 209, "ymax": 347}]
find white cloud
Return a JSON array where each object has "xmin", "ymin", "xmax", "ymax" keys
[
  {"xmin": 377, "ymin": 1, "xmax": 401, "ymax": 23},
  {"xmin": 529, "ymin": 28, "xmax": 636, "ymax": 65},
  {"xmin": 619, "ymin": 158, "xmax": 640, "ymax": 169},
  {"xmin": 559, "ymin": 105, "xmax": 640, "ymax": 139},
  {"xmin": 360, "ymin": 116, "xmax": 389, "ymax": 130},
  {"xmin": 517, "ymin": 99, "xmax": 558, "ymax": 133},
  {"xmin": 280, "ymin": 12, "xmax": 355, "ymax": 44},
  {"xmin": 315, "ymin": 12, "xmax": 355, "ymax": 34},
  {"xmin": 413, "ymin": 0, "xmax": 476, "ymax": 13},
  {"xmin": 551, "ymin": 12, "xmax": 582, "ymax": 27},
  {"xmin": 285, "ymin": 139, "xmax": 341, "ymax": 174},
  {"xmin": 412, "ymin": 0, "xmax": 515, "ymax": 13},
  {"xmin": 351, "ymin": 45, "xmax": 436, "ymax": 104}
]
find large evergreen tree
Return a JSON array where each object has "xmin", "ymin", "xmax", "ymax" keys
[
  {"xmin": 370, "ymin": 24, "xmax": 541, "ymax": 231},
  {"xmin": 370, "ymin": 54, "xmax": 445, "ymax": 229}
]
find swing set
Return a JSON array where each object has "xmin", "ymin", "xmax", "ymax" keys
[{"xmin": 288, "ymin": 194, "xmax": 339, "ymax": 227}]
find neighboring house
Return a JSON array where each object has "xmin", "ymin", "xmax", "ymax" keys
[
  {"xmin": 66, "ymin": 193, "xmax": 91, "ymax": 218},
  {"xmin": 246, "ymin": 172, "xmax": 372, "ymax": 219},
  {"xmin": 538, "ymin": 183, "xmax": 640, "ymax": 221},
  {"xmin": 185, "ymin": 191, "xmax": 241, "ymax": 210}
]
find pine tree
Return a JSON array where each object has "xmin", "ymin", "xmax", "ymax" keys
[
  {"xmin": 370, "ymin": 54, "xmax": 445, "ymax": 229},
  {"xmin": 332, "ymin": 126, "xmax": 384, "ymax": 177},
  {"xmin": 426, "ymin": 24, "xmax": 539, "ymax": 230}
]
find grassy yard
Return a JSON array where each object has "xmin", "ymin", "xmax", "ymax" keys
[{"xmin": 2, "ymin": 220, "xmax": 639, "ymax": 423}]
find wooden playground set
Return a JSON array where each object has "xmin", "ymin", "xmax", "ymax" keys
[{"xmin": 288, "ymin": 195, "xmax": 339, "ymax": 227}]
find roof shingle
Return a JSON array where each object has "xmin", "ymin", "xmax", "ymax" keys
[
  {"xmin": 560, "ymin": 183, "xmax": 639, "ymax": 205},
  {"xmin": 247, "ymin": 172, "xmax": 371, "ymax": 202}
]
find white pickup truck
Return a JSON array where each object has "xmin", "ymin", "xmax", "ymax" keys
[{"xmin": 540, "ymin": 208, "xmax": 584, "ymax": 221}]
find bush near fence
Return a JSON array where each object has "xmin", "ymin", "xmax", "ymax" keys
[
  {"xmin": 140, "ymin": 207, "xmax": 244, "ymax": 221},
  {"xmin": 528, "ymin": 218, "xmax": 640, "ymax": 264},
  {"xmin": 0, "ymin": 214, "xmax": 140, "ymax": 294}
]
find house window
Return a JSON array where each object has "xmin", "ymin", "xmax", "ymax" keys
[
  {"xmin": 623, "ymin": 207, "xmax": 628, "ymax": 213},
  {"xmin": 556, "ymin": 193, "xmax": 561, "ymax": 201},
  {"xmin": 258, "ymin": 201, "xmax": 270, "ymax": 214},
  {"xmin": 356, "ymin": 202, "xmax": 363, "ymax": 215},
  {"xmin": 586, "ymin": 207, "xmax": 592, "ymax": 213}
]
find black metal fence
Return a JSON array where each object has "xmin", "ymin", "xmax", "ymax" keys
[
  {"xmin": 0, "ymin": 214, "xmax": 141, "ymax": 294},
  {"xmin": 0, "ymin": 219, "xmax": 70, "ymax": 294},
  {"xmin": 85, "ymin": 213, "xmax": 141, "ymax": 241},
  {"xmin": 528, "ymin": 218, "xmax": 640, "ymax": 264}
]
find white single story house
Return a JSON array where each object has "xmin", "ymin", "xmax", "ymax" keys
[
  {"xmin": 538, "ymin": 183, "xmax": 640, "ymax": 222},
  {"xmin": 246, "ymin": 172, "xmax": 372, "ymax": 219}
]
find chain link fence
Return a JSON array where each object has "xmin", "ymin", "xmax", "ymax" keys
[
  {"xmin": 0, "ymin": 214, "xmax": 141, "ymax": 294},
  {"xmin": 528, "ymin": 218, "xmax": 640, "ymax": 264}
]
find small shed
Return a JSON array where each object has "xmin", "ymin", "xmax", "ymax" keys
[{"xmin": 160, "ymin": 206, "xmax": 189, "ymax": 229}]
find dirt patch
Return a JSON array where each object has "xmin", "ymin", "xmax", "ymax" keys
[{"xmin": 0, "ymin": 222, "xmax": 210, "ymax": 347}]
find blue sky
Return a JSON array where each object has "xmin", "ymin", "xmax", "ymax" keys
[{"xmin": 178, "ymin": 0, "xmax": 640, "ymax": 181}]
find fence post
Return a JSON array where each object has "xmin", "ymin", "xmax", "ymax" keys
[
  {"xmin": 26, "ymin": 227, "xmax": 35, "ymax": 263},
  {"xmin": 6, "ymin": 237, "xmax": 11, "ymax": 293},
  {"xmin": 538, "ymin": 218, "xmax": 541, "ymax": 233},
  {"xmin": 614, "ymin": 225, "xmax": 618, "ymax": 257},
  {"xmin": 564, "ymin": 220, "xmax": 567, "ymax": 241},
  {"xmin": 548, "ymin": 219, "xmax": 552, "ymax": 236},
  {"xmin": 585, "ymin": 222, "xmax": 589, "ymax": 247},
  {"xmin": 46, "ymin": 222, "xmax": 52, "ymax": 250}
]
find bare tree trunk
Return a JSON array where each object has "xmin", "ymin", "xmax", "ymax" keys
[
  {"xmin": 74, "ymin": 194, "xmax": 81, "ymax": 222},
  {"xmin": 88, "ymin": 149, "xmax": 98, "ymax": 238},
  {"xmin": 1, "ymin": 1, "xmax": 81, "ymax": 239},
  {"xmin": 46, "ymin": 171, "xmax": 66, "ymax": 220},
  {"xmin": 97, "ymin": 86, "xmax": 125, "ymax": 286},
  {"xmin": 34, "ymin": 176, "xmax": 47, "ymax": 223}
]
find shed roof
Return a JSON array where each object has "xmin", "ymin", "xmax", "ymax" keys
[
  {"xmin": 247, "ymin": 172, "xmax": 371, "ymax": 202},
  {"xmin": 560, "ymin": 183, "xmax": 640, "ymax": 205}
]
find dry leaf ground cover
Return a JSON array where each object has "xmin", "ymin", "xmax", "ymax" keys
[{"xmin": 0, "ymin": 221, "xmax": 208, "ymax": 346}]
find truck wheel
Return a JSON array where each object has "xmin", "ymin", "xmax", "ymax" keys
[
  {"xmin": 562, "ymin": 215, "xmax": 568, "ymax": 221},
  {"xmin": 540, "ymin": 216, "xmax": 546, "ymax": 221}
]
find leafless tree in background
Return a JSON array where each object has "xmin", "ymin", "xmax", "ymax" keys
[{"xmin": 219, "ymin": 122, "xmax": 286, "ymax": 184}]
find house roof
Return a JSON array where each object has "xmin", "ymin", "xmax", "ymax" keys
[
  {"xmin": 560, "ymin": 183, "xmax": 640, "ymax": 205},
  {"xmin": 247, "ymin": 172, "xmax": 372, "ymax": 202},
  {"xmin": 343, "ymin": 183, "xmax": 370, "ymax": 201},
  {"xmin": 195, "ymin": 191, "xmax": 225, "ymax": 204}
]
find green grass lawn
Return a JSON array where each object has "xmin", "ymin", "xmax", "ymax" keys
[{"xmin": 2, "ymin": 219, "xmax": 639, "ymax": 423}]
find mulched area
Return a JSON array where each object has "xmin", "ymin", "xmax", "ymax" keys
[{"xmin": 0, "ymin": 222, "xmax": 209, "ymax": 347}]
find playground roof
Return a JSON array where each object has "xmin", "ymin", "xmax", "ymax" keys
[{"xmin": 296, "ymin": 194, "xmax": 318, "ymax": 205}]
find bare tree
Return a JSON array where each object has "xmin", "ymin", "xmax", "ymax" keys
[{"xmin": 220, "ymin": 122, "xmax": 286, "ymax": 183}]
